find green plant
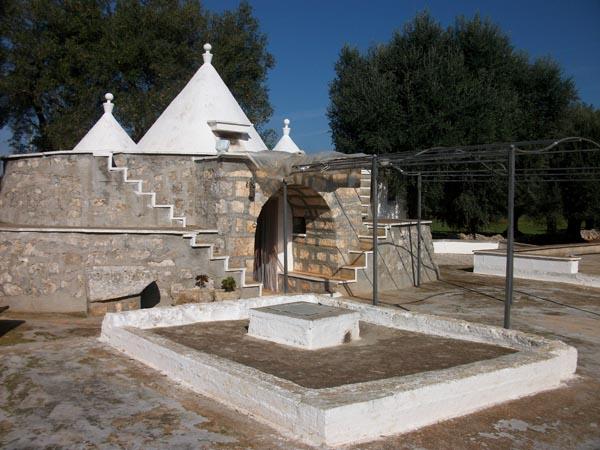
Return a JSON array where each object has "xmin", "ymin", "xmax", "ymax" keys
[{"xmin": 221, "ymin": 276, "xmax": 236, "ymax": 292}]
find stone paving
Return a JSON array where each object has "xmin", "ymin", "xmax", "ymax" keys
[{"xmin": 1, "ymin": 266, "xmax": 599, "ymax": 449}]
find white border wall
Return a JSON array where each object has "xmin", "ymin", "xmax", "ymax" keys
[
  {"xmin": 100, "ymin": 295, "xmax": 577, "ymax": 447},
  {"xmin": 434, "ymin": 239, "xmax": 499, "ymax": 254},
  {"xmin": 475, "ymin": 251, "xmax": 578, "ymax": 276}
]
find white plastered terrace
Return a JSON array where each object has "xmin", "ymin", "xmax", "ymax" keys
[{"xmin": 100, "ymin": 294, "xmax": 577, "ymax": 447}]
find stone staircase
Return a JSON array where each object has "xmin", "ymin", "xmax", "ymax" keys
[{"xmin": 103, "ymin": 153, "xmax": 262, "ymax": 298}]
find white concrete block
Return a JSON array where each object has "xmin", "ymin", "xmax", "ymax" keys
[
  {"xmin": 248, "ymin": 302, "xmax": 360, "ymax": 349},
  {"xmin": 433, "ymin": 239, "xmax": 499, "ymax": 254}
]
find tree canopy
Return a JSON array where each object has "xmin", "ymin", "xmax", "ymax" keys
[
  {"xmin": 0, "ymin": 0, "xmax": 275, "ymax": 152},
  {"xmin": 328, "ymin": 12, "xmax": 599, "ymax": 237}
]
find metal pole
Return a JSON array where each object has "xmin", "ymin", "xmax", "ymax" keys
[
  {"xmin": 282, "ymin": 180, "xmax": 289, "ymax": 294},
  {"xmin": 504, "ymin": 146, "xmax": 516, "ymax": 329},
  {"xmin": 417, "ymin": 172, "xmax": 422, "ymax": 287},
  {"xmin": 371, "ymin": 156, "xmax": 379, "ymax": 306}
]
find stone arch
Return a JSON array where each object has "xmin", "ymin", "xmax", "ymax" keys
[
  {"xmin": 253, "ymin": 184, "xmax": 338, "ymax": 291},
  {"xmin": 286, "ymin": 184, "xmax": 336, "ymax": 245}
]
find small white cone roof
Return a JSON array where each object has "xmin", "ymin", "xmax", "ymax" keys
[
  {"xmin": 137, "ymin": 44, "xmax": 267, "ymax": 154},
  {"xmin": 73, "ymin": 93, "xmax": 137, "ymax": 154},
  {"xmin": 273, "ymin": 119, "xmax": 304, "ymax": 154}
]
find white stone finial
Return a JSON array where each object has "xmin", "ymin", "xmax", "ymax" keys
[
  {"xmin": 283, "ymin": 118, "xmax": 290, "ymax": 136},
  {"xmin": 203, "ymin": 43, "xmax": 213, "ymax": 64},
  {"xmin": 103, "ymin": 92, "xmax": 114, "ymax": 114}
]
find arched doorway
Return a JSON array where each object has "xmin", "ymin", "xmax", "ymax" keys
[
  {"xmin": 253, "ymin": 185, "xmax": 336, "ymax": 292},
  {"xmin": 253, "ymin": 194, "xmax": 292, "ymax": 291}
]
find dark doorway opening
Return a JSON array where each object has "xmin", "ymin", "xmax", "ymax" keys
[
  {"xmin": 141, "ymin": 281, "xmax": 160, "ymax": 309},
  {"xmin": 254, "ymin": 197, "xmax": 279, "ymax": 291}
]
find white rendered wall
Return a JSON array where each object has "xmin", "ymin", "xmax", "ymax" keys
[
  {"xmin": 474, "ymin": 252, "xmax": 579, "ymax": 279},
  {"xmin": 433, "ymin": 240, "xmax": 500, "ymax": 254},
  {"xmin": 473, "ymin": 252, "xmax": 600, "ymax": 288}
]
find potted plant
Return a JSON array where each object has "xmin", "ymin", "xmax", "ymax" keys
[
  {"xmin": 214, "ymin": 276, "xmax": 239, "ymax": 301},
  {"xmin": 171, "ymin": 274, "xmax": 214, "ymax": 305}
]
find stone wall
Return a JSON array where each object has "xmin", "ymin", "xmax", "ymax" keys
[
  {"xmin": 287, "ymin": 183, "xmax": 341, "ymax": 276},
  {"xmin": 0, "ymin": 154, "xmax": 366, "ymax": 264},
  {"xmin": 113, "ymin": 154, "xmax": 200, "ymax": 225},
  {"xmin": 0, "ymin": 155, "xmax": 171, "ymax": 228},
  {"xmin": 291, "ymin": 237, "xmax": 340, "ymax": 277},
  {"xmin": 0, "ymin": 153, "xmax": 386, "ymax": 303},
  {"xmin": 197, "ymin": 159, "xmax": 367, "ymax": 277},
  {"xmin": 342, "ymin": 223, "xmax": 439, "ymax": 297},
  {"xmin": 0, "ymin": 230, "xmax": 240, "ymax": 313},
  {"xmin": 195, "ymin": 159, "xmax": 269, "ymax": 270},
  {"xmin": 379, "ymin": 224, "xmax": 438, "ymax": 289}
]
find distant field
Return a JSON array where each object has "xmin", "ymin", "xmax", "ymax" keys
[{"xmin": 431, "ymin": 216, "xmax": 568, "ymax": 236}]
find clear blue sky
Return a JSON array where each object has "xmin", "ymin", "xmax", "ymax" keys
[{"xmin": 1, "ymin": 0, "xmax": 599, "ymax": 154}]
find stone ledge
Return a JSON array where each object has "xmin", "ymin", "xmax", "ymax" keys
[{"xmin": 0, "ymin": 225, "xmax": 218, "ymax": 235}]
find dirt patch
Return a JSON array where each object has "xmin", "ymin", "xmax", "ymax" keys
[{"xmin": 152, "ymin": 320, "xmax": 515, "ymax": 389}]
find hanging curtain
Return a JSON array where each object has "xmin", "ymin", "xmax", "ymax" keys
[{"xmin": 253, "ymin": 197, "xmax": 279, "ymax": 291}]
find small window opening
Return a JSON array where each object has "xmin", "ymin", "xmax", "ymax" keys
[{"xmin": 293, "ymin": 216, "xmax": 306, "ymax": 234}]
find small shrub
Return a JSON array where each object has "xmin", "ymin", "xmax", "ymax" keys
[
  {"xmin": 221, "ymin": 276, "xmax": 236, "ymax": 292},
  {"xmin": 195, "ymin": 274, "xmax": 209, "ymax": 288}
]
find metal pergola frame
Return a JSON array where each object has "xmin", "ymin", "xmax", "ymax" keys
[{"xmin": 282, "ymin": 137, "xmax": 600, "ymax": 328}]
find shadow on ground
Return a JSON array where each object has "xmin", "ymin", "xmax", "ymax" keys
[{"xmin": 0, "ymin": 319, "xmax": 25, "ymax": 337}]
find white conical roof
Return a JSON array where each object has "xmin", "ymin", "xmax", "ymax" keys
[
  {"xmin": 137, "ymin": 44, "xmax": 267, "ymax": 154},
  {"xmin": 272, "ymin": 119, "xmax": 304, "ymax": 154},
  {"xmin": 73, "ymin": 93, "xmax": 137, "ymax": 154}
]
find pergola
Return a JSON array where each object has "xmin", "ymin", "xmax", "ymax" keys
[{"xmin": 285, "ymin": 137, "xmax": 600, "ymax": 329}]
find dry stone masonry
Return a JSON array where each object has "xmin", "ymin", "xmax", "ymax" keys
[{"xmin": 0, "ymin": 43, "xmax": 437, "ymax": 314}]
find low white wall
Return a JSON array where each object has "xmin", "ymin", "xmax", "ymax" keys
[
  {"xmin": 434, "ymin": 240, "xmax": 499, "ymax": 254},
  {"xmin": 319, "ymin": 347, "xmax": 575, "ymax": 445},
  {"xmin": 103, "ymin": 325, "xmax": 325, "ymax": 444},
  {"xmin": 474, "ymin": 251, "xmax": 581, "ymax": 282},
  {"xmin": 474, "ymin": 251, "xmax": 600, "ymax": 288},
  {"xmin": 101, "ymin": 294, "xmax": 314, "ymax": 330},
  {"xmin": 100, "ymin": 295, "xmax": 577, "ymax": 447}
]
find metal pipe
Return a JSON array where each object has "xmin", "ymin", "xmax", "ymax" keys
[
  {"xmin": 371, "ymin": 156, "xmax": 379, "ymax": 306},
  {"xmin": 417, "ymin": 172, "xmax": 422, "ymax": 287},
  {"xmin": 282, "ymin": 180, "xmax": 289, "ymax": 294},
  {"xmin": 504, "ymin": 146, "xmax": 516, "ymax": 329}
]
